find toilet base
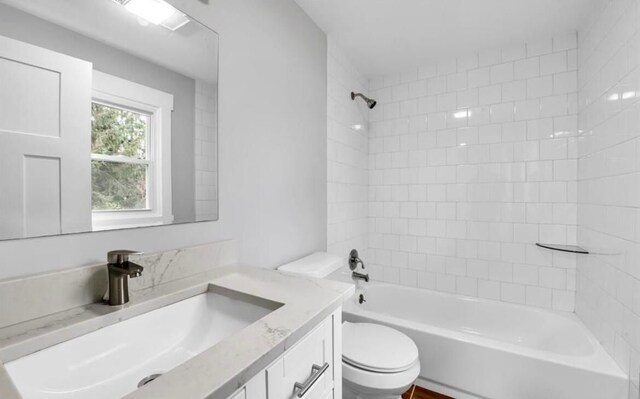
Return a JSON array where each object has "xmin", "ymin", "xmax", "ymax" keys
[
  {"xmin": 343, "ymin": 383, "xmax": 402, "ymax": 399},
  {"xmin": 342, "ymin": 358, "xmax": 419, "ymax": 399}
]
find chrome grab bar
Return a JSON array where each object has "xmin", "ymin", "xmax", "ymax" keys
[{"xmin": 293, "ymin": 362, "xmax": 329, "ymax": 398}]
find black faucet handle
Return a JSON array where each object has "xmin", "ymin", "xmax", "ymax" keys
[
  {"xmin": 122, "ymin": 261, "xmax": 144, "ymax": 277},
  {"xmin": 107, "ymin": 250, "xmax": 143, "ymax": 265},
  {"xmin": 349, "ymin": 249, "xmax": 365, "ymax": 270}
]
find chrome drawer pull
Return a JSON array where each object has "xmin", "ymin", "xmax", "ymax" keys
[{"xmin": 293, "ymin": 362, "xmax": 329, "ymax": 398}]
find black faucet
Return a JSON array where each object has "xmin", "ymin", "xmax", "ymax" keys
[
  {"xmin": 352, "ymin": 271, "xmax": 370, "ymax": 282},
  {"xmin": 107, "ymin": 250, "xmax": 144, "ymax": 306},
  {"xmin": 349, "ymin": 249, "xmax": 370, "ymax": 282}
]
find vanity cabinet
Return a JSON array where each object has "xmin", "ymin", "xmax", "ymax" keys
[
  {"xmin": 229, "ymin": 309, "xmax": 342, "ymax": 399},
  {"xmin": 266, "ymin": 314, "xmax": 333, "ymax": 399}
]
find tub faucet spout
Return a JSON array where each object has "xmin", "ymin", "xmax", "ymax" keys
[{"xmin": 352, "ymin": 271, "xmax": 369, "ymax": 282}]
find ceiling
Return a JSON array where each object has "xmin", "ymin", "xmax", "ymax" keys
[{"xmin": 295, "ymin": 0, "xmax": 598, "ymax": 77}]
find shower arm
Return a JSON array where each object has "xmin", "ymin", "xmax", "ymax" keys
[
  {"xmin": 350, "ymin": 91, "xmax": 377, "ymax": 109},
  {"xmin": 351, "ymin": 92, "xmax": 366, "ymax": 101}
]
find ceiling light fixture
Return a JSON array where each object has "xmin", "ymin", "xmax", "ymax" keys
[{"xmin": 115, "ymin": 0, "xmax": 190, "ymax": 31}]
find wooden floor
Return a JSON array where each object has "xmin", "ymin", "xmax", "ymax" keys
[{"xmin": 402, "ymin": 385, "xmax": 454, "ymax": 399}]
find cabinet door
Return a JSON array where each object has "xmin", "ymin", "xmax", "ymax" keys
[
  {"xmin": 226, "ymin": 368, "xmax": 266, "ymax": 399},
  {"xmin": 245, "ymin": 368, "xmax": 266, "ymax": 399},
  {"xmin": 317, "ymin": 390, "xmax": 333, "ymax": 399},
  {"xmin": 267, "ymin": 317, "xmax": 334, "ymax": 399}
]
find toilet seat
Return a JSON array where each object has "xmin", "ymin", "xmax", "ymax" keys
[{"xmin": 342, "ymin": 322, "xmax": 419, "ymax": 373}]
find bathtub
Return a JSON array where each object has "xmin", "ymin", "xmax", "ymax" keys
[{"xmin": 342, "ymin": 282, "xmax": 628, "ymax": 399}]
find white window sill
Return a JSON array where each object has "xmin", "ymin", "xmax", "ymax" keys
[{"xmin": 92, "ymin": 212, "xmax": 173, "ymax": 231}]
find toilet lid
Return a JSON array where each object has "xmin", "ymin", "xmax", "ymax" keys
[{"xmin": 342, "ymin": 322, "xmax": 419, "ymax": 373}]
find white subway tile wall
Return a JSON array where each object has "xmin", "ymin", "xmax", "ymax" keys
[
  {"xmin": 366, "ymin": 35, "xmax": 579, "ymax": 311},
  {"xmin": 327, "ymin": 40, "xmax": 369, "ymax": 261},
  {"xmin": 195, "ymin": 80, "xmax": 218, "ymax": 220},
  {"xmin": 577, "ymin": 0, "xmax": 640, "ymax": 396}
]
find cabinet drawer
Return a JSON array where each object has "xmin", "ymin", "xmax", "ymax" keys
[{"xmin": 267, "ymin": 316, "xmax": 334, "ymax": 399}]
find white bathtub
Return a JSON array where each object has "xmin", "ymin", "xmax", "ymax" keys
[{"xmin": 342, "ymin": 283, "xmax": 627, "ymax": 399}]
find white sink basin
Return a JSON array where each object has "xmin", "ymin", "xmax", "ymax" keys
[{"xmin": 5, "ymin": 288, "xmax": 280, "ymax": 399}]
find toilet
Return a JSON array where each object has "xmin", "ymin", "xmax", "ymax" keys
[
  {"xmin": 342, "ymin": 321, "xmax": 420, "ymax": 399},
  {"xmin": 278, "ymin": 252, "xmax": 420, "ymax": 399}
]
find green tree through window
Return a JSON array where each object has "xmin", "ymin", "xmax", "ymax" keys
[{"xmin": 91, "ymin": 103, "xmax": 149, "ymax": 210}]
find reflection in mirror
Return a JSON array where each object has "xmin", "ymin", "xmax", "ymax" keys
[{"xmin": 0, "ymin": 0, "xmax": 218, "ymax": 240}]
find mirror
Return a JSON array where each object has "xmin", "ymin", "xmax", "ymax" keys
[{"xmin": 0, "ymin": 0, "xmax": 218, "ymax": 240}]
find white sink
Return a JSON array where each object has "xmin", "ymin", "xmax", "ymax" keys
[{"xmin": 5, "ymin": 288, "xmax": 280, "ymax": 399}]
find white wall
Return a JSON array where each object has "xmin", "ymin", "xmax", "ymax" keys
[
  {"xmin": 366, "ymin": 36, "xmax": 579, "ymax": 311},
  {"xmin": 576, "ymin": 0, "xmax": 640, "ymax": 395},
  {"xmin": 327, "ymin": 39, "xmax": 369, "ymax": 262},
  {"xmin": 0, "ymin": 0, "xmax": 327, "ymax": 280}
]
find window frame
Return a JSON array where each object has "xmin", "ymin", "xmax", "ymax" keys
[{"xmin": 91, "ymin": 71, "xmax": 173, "ymax": 230}]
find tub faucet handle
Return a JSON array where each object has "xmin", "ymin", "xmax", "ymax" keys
[{"xmin": 349, "ymin": 249, "xmax": 365, "ymax": 270}]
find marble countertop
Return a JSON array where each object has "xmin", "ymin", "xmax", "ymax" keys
[{"xmin": 0, "ymin": 265, "xmax": 355, "ymax": 399}]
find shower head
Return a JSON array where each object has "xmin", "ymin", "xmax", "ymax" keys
[{"xmin": 351, "ymin": 92, "xmax": 377, "ymax": 109}]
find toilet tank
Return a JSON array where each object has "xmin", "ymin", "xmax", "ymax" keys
[{"xmin": 277, "ymin": 252, "xmax": 343, "ymax": 278}]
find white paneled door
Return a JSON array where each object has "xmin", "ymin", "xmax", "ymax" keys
[{"xmin": 0, "ymin": 34, "xmax": 92, "ymax": 239}]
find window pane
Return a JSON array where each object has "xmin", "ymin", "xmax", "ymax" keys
[
  {"xmin": 91, "ymin": 102, "xmax": 148, "ymax": 159},
  {"xmin": 92, "ymin": 160, "xmax": 147, "ymax": 210}
]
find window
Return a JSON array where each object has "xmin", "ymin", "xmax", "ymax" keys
[
  {"xmin": 91, "ymin": 102, "xmax": 150, "ymax": 211},
  {"xmin": 91, "ymin": 71, "xmax": 173, "ymax": 230}
]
